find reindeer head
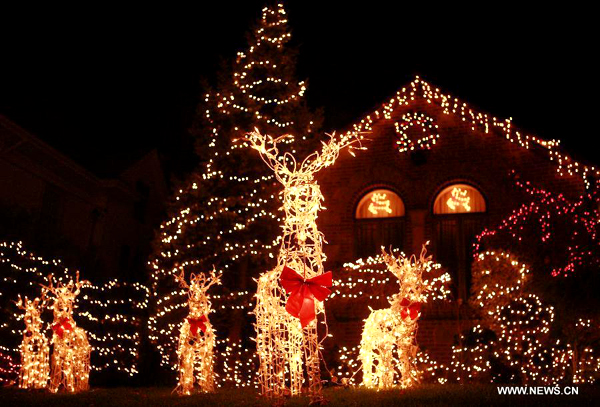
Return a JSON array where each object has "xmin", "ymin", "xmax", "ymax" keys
[
  {"xmin": 381, "ymin": 244, "xmax": 449, "ymax": 314},
  {"xmin": 41, "ymin": 272, "xmax": 88, "ymax": 322},
  {"xmin": 16, "ymin": 293, "xmax": 47, "ymax": 332},
  {"xmin": 283, "ymin": 183, "xmax": 322, "ymax": 215},
  {"xmin": 176, "ymin": 267, "xmax": 222, "ymax": 317},
  {"xmin": 244, "ymin": 129, "xmax": 365, "ymax": 187}
]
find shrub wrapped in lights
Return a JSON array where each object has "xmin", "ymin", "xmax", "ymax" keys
[
  {"xmin": 445, "ymin": 251, "xmax": 600, "ymax": 385},
  {"xmin": 469, "ymin": 251, "xmax": 531, "ymax": 328},
  {"xmin": 76, "ymin": 280, "xmax": 150, "ymax": 382},
  {"xmin": 359, "ymin": 245, "xmax": 450, "ymax": 389},
  {"xmin": 175, "ymin": 268, "xmax": 221, "ymax": 395},
  {"xmin": 448, "ymin": 252, "xmax": 549, "ymax": 383}
]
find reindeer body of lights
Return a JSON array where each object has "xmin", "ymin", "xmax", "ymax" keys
[
  {"xmin": 360, "ymin": 245, "xmax": 450, "ymax": 389},
  {"xmin": 175, "ymin": 268, "xmax": 221, "ymax": 395},
  {"xmin": 16, "ymin": 294, "xmax": 50, "ymax": 389},
  {"xmin": 42, "ymin": 273, "xmax": 91, "ymax": 393},
  {"xmin": 246, "ymin": 130, "xmax": 363, "ymax": 402}
]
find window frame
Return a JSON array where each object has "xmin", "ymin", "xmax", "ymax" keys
[
  {"xmin": 432, "ymin": 183, "xmax": 487, "ymax": 215},
  {"xmin": 354, "ymin": 187, "xmax": 406, "ymax": 258},
  {"xmin": 431, "ymin": 181, "xmax": 487, "ymax": 302},
  {"xmin": 355, "ymin": 188, "xmax": 406, "ymax": 220}
]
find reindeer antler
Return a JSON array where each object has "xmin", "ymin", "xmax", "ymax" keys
[
  {"xmin": 175, "ymin": 269, "xmax": 190, "ymax": 290},
  {"xmin": 204, "ymin": 266, "xmax": 222, "ymax": 291},
  {"xmin": 73, "ymin": 270, "xmax": 90, "ymax": 296},
  {"xmin": 40, "ymin": 272, "xmax": 89, "ymax": 299},
  {"xmin": 190, "ymin": 267, "xmax": 222, "ymax": 292},
  {"xmin": 245, "ymin": 129, "xmax": 365, "ymax": 185},
  {"xmin": 15, "ymin": 292, "xmax": 47, "ymax": 313},
  {"xmin": 244, "ymin": 130, "xmax": 296, "ymax": 183},
  {"xmin": 37, "ymin": 288, "xmax": 50, "ymax": 310},
  {"xmin": 299, "ymin": 132, "xmax": 365, "ymax": 176},
  {"xmin": 381, "ymin": 246, "xmax": 429, "ymax": 295},
  {"xmin": 15, "ymin": 294, "xmax": 26, "ymax": 310},
  {"xmin": 40, "ymin": 274, "xmax": 55, "ymax": 297}
]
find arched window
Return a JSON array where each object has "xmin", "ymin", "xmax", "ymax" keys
[
  {"xmin": 355, "ymin": 189, "xmax": 405, "ymax": 258},
  {"xmin": 433, "ymin": 184, "xmax": 486, "ymax": 214},
  {"xmin": 432, "ymin": 183, "xmax": 486, "ymax": 301},
  {"xmin": 356, "ymin": 189, "xmax": 405, "ymax": 219}
]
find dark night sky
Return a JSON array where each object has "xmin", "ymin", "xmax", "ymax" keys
[{"xmin": 1, "ymin": 2, "xmax": 597, "ymax": 177}]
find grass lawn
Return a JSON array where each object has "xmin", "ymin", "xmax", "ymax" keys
[{"xmin": 1, "ymin": 384, "xmax": 599, "ymax": 406}]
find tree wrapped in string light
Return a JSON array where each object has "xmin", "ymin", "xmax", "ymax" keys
[
  {"xmin": 245, "ymin": 129, "xmax": 363, "ymax": 402},
  {"xmin": 148, "ymin": 2, "xmax": 321, "ymax": 372},
  {"xmin": 16, "ymin": 294, "xmax": 49, "ymax": 389},
  {"xmin": 175, "ymin": 268, "xmax": 221, "ymax": 395},
  {"xmin": 42, "ymin": 273, "xmax": 91, "ymax": 393},
  {"xmin": 1, "ymin": 241, "xmax": 148, "ymax": 383},
  {"xmin": 474, "ymin": 173, "xmax": 599, "ymax": 277},
  {"xmin": 360, "ymin": 245, "xmax": 450, "ymax": 389}
]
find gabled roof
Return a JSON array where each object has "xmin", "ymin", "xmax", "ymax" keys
[
  {"xmin": 0, "ymin": 115, "xmax": 137, "ymax": 199},
  {"xmin": 342, "ymin": 76, "xmax": 598, "ymax": 189}
]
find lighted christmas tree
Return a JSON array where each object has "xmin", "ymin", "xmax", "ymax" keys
[{"xmin": 148, "ymin": 2, "xmax": 322, "ymax": 372}]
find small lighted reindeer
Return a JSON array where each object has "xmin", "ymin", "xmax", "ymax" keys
[
  {"xmin": 42, "ymin": 272, "xmax": 91, "ymax": 393},
  {"xmin": 246, "ymin": 129, "xmax": 363, "ymax": 402},
  {"xmin": 360, "ymin": 245, "xmax": 450, "ymax": 389},
  {"xmin": 16, "ymin": 293, "xmax": 50, "ymax": 389},
  {"xmin": 174, "ymin": 267, "xmax": 221, "ymax": 395}
]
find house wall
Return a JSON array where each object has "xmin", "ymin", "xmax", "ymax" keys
[{"xmin": 317, "ymin": 95, "xmax": 585, "ymax": 363}]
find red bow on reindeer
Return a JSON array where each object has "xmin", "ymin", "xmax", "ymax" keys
[
  {"xmin": 52, "ymin": 317, "xmax": 73, "ymax": 339},
  {"xmin": 187, "ymin": 315, "xmax": 208, "ymax": 336},
  {"xmin": 280, "ymin": 266, "xmax": 333, "ymax": 328},
  {"xmin": 399, "ymin": 298, "xmax": 421, "ymax": 321}
]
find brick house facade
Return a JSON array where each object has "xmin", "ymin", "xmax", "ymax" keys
[
  {"xmin": 318, "ymin": 77, "xmax": 587, "ymax": 363},
  {"xmin": 0, "ymin": 115, "xmax": 168, "ymax": 281}
]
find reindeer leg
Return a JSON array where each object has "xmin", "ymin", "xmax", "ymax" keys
[
  {"xmin": 396, "ymin": 324, "xmax": 415, "ymax": 389},
  {"xmin": 360, "ymin": 342, "xmax": 374, "ymax": 388},
  {"xmin": 303, "ymin": 321, "xmax": 323, "ymax": 403},
  {"xmin": 178, "ymin": 339, "xmax": 194, "ymax": 395},
  {"xmin": 65, "ymin": 344, "xmax": 75, "ymax": 392},
  {"xmin": 287, "ymin": 314, "xmax": 304, "ymax": 396},
  {"xmin": 382, "ymin": 339, "xmax": 395, "ymax": 389},
  {"xmin": 256, "ymin": 275, "xmax": 288, "ymax": 398},
  {"xmin": 200, "ymin": 333, "xmax": 215, "ymax": 392},
  {"xmin": 49, "ymin": 347, "xmax": 60, "ymax": 393}
]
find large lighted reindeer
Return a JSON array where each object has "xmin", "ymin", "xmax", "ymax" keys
[
  {"xmin": 360, "ymin": 245, "xmax": 450, "ymax": 389},
  {"xmin": 246, "ymin": 129, "xmax": 363, "ymax": 402},
  {"xmin": 42, "ymin": 272, "xmax": 91, "ymax": 393},
  {"xmin": 16, "ymin": 293, "xmax": 50, "ymax": 389},
  {"xmin": 174, "ymin": 267, "xmax": 221, "ymax": 395}
]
